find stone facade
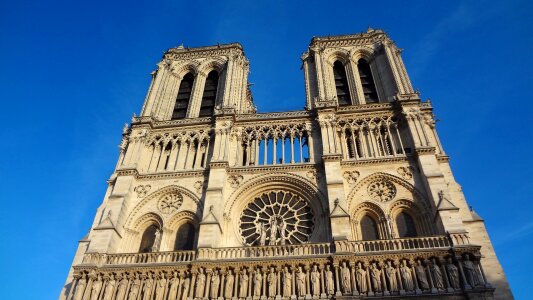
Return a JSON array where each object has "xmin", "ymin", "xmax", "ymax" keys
[{"xmin": 60, "ymin": 29, "xmax": 513, "ymax": 300}]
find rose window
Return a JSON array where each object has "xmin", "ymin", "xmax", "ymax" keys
[
  {"xmin": 239, "ymin": 191, "xmax": 314, "ymax": 246},
  {"xmin": 367, "ymin": 180, "xmax": 396, "ymax": 202},
  {"xmin": 158, "ymin": 193, "xmax": 183, "ymax": 214}
]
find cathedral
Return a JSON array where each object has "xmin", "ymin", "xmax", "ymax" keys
[{"xmin": 61, "ymin": 29, "xmax": 512, "ymax": 300}]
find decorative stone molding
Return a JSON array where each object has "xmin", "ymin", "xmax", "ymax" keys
[
  {"xmin": 134, "ymin": 185, "xmax": 151, "ymax": 198},
  {"xmin": 157, "ymin": 193, "xmax": 183, "ymax": 214},
  {"xmin": 228, "ymin": 174, "xmax": 244, "ymax": 188},
  {"xmin": 397, "ymin": 166, "xmax": 413, "ymax": 180},
  {"xmin": 343, "ymin": 171, "xmax": 360, "ymax": 185},
  {"xmin": 367, "ymin": 179, "xmax": 396, "ymax": 202},
  {"xmin": 306, "ymin": 170, "xmax": 317, "ymax": 180}
]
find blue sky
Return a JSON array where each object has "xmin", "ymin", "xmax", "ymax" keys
[{"xmin": 0, "ymin": 0, "xmax": 531, "ymax": 298}]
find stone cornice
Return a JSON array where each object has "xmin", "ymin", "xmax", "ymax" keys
[
  {"xmin": 116, "ymin": 168, "xmax": 208, "ymax": 180},
  {"xmin": 132, "ymin": 116, "xmax": 213, "ymax": 129},
  {"xmin": 163, "ymin": 43, "xmax": 244, "ymax": 61},
  {"xmin": 236, "ymin": 110, "xmax": 313, "ymax": 122},
  {"xmin": 340, "ymin": 156, "xmax": 411, "ymax": 167},
  {"xmin": 309, "ymin": 29, "xmax": 389, "ymax": 49},
  {"xmin": 228, "ymin": 163, "xmax": 318, "ymax": 175}
]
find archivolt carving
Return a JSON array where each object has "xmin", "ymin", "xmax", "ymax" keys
[
  {"xmin": 171, "ymin": 61, "xmax": 200, "ymax": 78},
  {"xmin": 323, "ymin": 47, "xmax": 351, "ymax": 66},
  {"xmin": 125, "ymin": 185, "xmax": 201, "ymax": 229},
  {"xmin": 352, "ymin": 201, "xmax": 386, "ymax": 222},
  {"xmin": 167, "ymin": 210, "xmax": 200, "ymax": 230},
  {"xmin": 387, "ymin": 199, "xmax": 424, "ymax": 218},
  {"xmin": 198, "ymin": 58, "xmax": 227, "ymax": 74},
  {"xmin": 347, "ymin": 172, "xmax": 428, "ymax": 214},
  {"xmin": 131, "ymin": 212, "xmax": 163, "ymax": 233}
]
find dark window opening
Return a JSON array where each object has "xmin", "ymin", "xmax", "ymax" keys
[
  {"xmin": 357, "ymin": 59, "xmax": 379, "ymax": 103},
  {"xmin": 139, "ymin": 224, "xmax": 159, "ymax": 253},
  {"xmin": 361, "ymin": 215, "xmax": 379, "ymax": 240},
  {"xmin": 396, "ymin": 212, "xmax": 418, "ymax": 238},
  {"xmin": 333, "ymin": 61, "xmax": 351, "ymax": 105},
  {"xmin": 199, "ymin": 70, "xmax": 218, "ymax": 117},
  {"xmin": 174, "ymin": 222, "xmax": 196, "ymax": 250},
  {"xmin": 172, "ymin": 73, "xmax": 195, "ymax": 119}
]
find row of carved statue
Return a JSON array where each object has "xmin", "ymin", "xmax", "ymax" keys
[{"xmin": 68, "ymin": 254, "xmax": 488, "ymax": 300}]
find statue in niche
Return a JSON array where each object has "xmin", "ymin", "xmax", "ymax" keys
[
  {"xmin": 386, "ymin": 215, "xmax": 395, "ymax": 238},
  {"xmin": 151, "ymin": 229, "xmax": 162, "ymax": 252},
  {"xmin": 103, "ymin": 274, "xmax": 116, "ymax": 300},
  {"xmin": 167, "ymin": 272, "xmax": 180, "ymax": 300},
  {"xmin": 129, "ymin": 274, "xmax": 141, "ymax": 300},
  {"xmin": 239, "ymin": 269, "xmax": 249, "ymax": 298},
  {"xmin": 143, "ymin": 273, "xmax": 155, "ymax": 300},
  {"xmin": 155, "ymin": 273, "xmax": 167, "ymax": 300},
  {"xmin": 446, "ymin": 259, "xmax": 460, "ymax": 289},
  {"xmin": 311, "ymin": 265, "xmax": 320, "ymax": 296},
  {"xmin": 400, "ymin": 261, "xmax": 414, "ymax": 291},
  {"xmin": 279, "ymin": 220, "xmax": 287, "ymax": 245},
  {"xmin": 225, "ymin": 270, "xmax": 234, "ymax": 298},
  {"xmin": 258, "ymin": 223, "xmax": 268, "ymax": 246},
  {"xmin": 253, "ymin": 269, "xmax": 262, "ymax": 297},
  {"xmin": 431, "ymin": 260, "xmax": 444, "ymax": 289},
  {"xmin": 72, "ymin": 273, "xmax": 87, "ymax": 300},
  {"xmin": 269, "ymin": 218, "xmax": 279, "ymax": 245},
  {"xmin": 370, "ymin": 264, "xmax": 382, "ymax": 292},
  {"xmin": 356, "ymin": 263, "xmax": 367, "ymax": 294},
  {"xmin": 268, "ymin": 267, "xmax": 277, "ymax": 297},
  {"xmin": 182, "ymin": 276, "xmax": 191, "ymax": 300},
  {"xmin": 211, "ymin": 270, "xmax": 220, "ymax": 299},
  {"xmin": 325, "ymin": 265, "xmax": 335, "ymax": 295},
  {"xmin": 341, "ymin": 262, "xmax": 351, "ymax": 293},
  {"xmin": 296, "ymin": 266, "xmax": 306, "ymax": 296},
  {"xmin": 385, "ymin": 262, "xmax": 398, "ymax": 292},
  {"xmin": 463, "ymin": 255, "xmax": 479, "ymax": 286},
  {"xmin": 415, "ymin": 260, "xmax": 429, "ymax": 290},
  {"xmin": 90, "ymin": 274, "xmax": 103, "ymax": 300},
  {"xmin": 196, "ymin": 268, "xmax": 207, "ymax": 298},
  {"xmin": 283, "ymin": 267, "xmax": 292, "ymax": 297}
]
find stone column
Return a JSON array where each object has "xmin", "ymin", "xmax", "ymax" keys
[{"xmin": 333, "ymin": 264, "xmax": 342, "ymax": 297}]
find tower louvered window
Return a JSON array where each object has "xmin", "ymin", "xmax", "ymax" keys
[
  {"xmin": 199, "ymin": 70, "xmax": 218, "ymax": 117},
  {"xmin": 333, "ymin": 61, "xmax": 351, "ymax": 105},
  {"xmin": 357, "ymin": 59, "xmax": 379, "ymax": 103},
  {"xmin": 172, "ymin": 73, "xmax": 195, "ymax": 119}
]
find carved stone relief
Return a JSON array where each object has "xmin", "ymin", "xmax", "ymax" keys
[
  {"xmin": 157, "ymin": 193, "xmax": 183, "ymax": 214},
  {"xmin": 134, "ymin": 185, "xmax": 151, "ymax": 198},
  {"xmin": 228, "ymin": 175, "xmax": 244, "ymax": 188},
  {"xmin": 367, "ymin": 179, "xmax": 396, "ymax": 202},
  {"xmin": 397, "ymin": 166, "xmax": 413, "ymax": 180},
  {"xmin": 343, "ymin": 170, "xmax": 360, "ymax": 184}
]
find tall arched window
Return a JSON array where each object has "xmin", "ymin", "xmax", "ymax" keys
[
  {"xmin": 174, "ymin": 222, "xmax": 196, "ymax": 250},
  {"xmin": 357, "ymin": 59, "xmax": 378, "ymax": 103},
  {"xmin": 396, "ymin": 212, "xmax": 418, "ymax": 238},
  {"xmin": 199, "ymin": 70, "xmax": 218, "ymax": 117},
  {"xmin": 172, "ymin": 73, "xmax": 195, "ymax": 119},
  {"xmin": 138, "ymin": 224, "xmax": 159, "ymax": 253},
  {"xmin": 360, "ymin": 215, "xmax": 379, "ymax": 240},
  {"xmin": 333, "ymin": 61, "xmax": 351, "ymax": 105}
]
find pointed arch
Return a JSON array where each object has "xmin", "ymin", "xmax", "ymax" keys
[
  {"xmin": 199, "ymin": 70, "xmax": 218, "ymax": 117},
  {"xmin": 172, "ymin": 72, "xmax": 195, "ymax": 119},
  {"xmin": 333, "ymin": 60, "xmax": 351, "ymax": 105},
  {"xmin": 357, "ymin": 58, "xmax": 378, "ymax": 103}
]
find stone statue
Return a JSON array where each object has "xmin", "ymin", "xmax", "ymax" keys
[
  {"xmin": 258, "ymin": 223, "xmax": 268, "ymax": 246},
  {"xmin": 269, "ymin": 218, "xmax": 279, "ymax": 245},
  {"xmin": 279, "ymin": 221, "xmax": 287, "ymax": 245},
  {"xmin": 370, "ymin": 263, "xmax": 382, "ymax": 292},
  {"xmin": 72, "ymin": 274, "xmax": 87, "ymax": 300},
  {"xmin": 267, "ymin": 267, "xmax": 277, "ymax": 297},
  {"xmin": 431, "ymin": 260, "xmax": 444, "ymax": 289},
  {"xmin": 356, "ymin": 263, "xmax": 367, "ymax": 294},
  {"xmin": 225, "ymin": 270, "xmax": 234, "ymax": 298},
  {"xmin": 385, "ymin": 262, "xmax": 398, "ymax": 292},
  {"xmin": 415, "ymin": 260, "xmax": 429, "ymax": 290},
  {"xmin": 386, "ymin": 215, "xmax": 395, "ymax": 238},
  {"xmin": 155, "ymin": 273, "xmax": 167, "ymax": 300},
  {"xmin": 463, "ymin": 255, "xmax": 479, "ymax": 287},
  {"xmin": 296, "ymin": 266, "xmax": 306, "ymax": 296},
  {"xmin": 326, "ymin": 265, "xmax": 335, "ymax": 295},
  {"xmin": 211, "ymin": 270, "xmax": 220, "ymax": 299},
  {"xmin": 311, "ymin": 265, "xmax": 320, "ymax": 296},
  {"xmin": 103, "ymin": 274, "xmax": 116, "ymax": 300},
  {"xmin": 129, "ymin": 274, "xmax": 141, "ymax": 300},
  {"xmin": 151, "ymin": 229, "xmax": 162, "ymax": 252},
  {"xmin": 253, "ymin": 270, "xmax": 262, "ymax": 297},
  {"xmin": 341, "ymin": 262, "xmax": 351, "ymax": 293},
  {"xmin": 196, "ymin": 268, "xmax": 207, "ymax": 298},
  {"xmin": 122, "ymin": 123, "xmax": 129, "ymax": 135},
  {"xmin": 400, "ymin": 261, "xmax": 414, "ymax": 291},
  {"xmin": 239, "ymin": 269, "xmax": 249, "ymax": 298},
  {"xmin": 143, "ymin": 273, "xmax": 155, "ymax": 300},
  {"xmin": 283, "ymin": 267, "xmax": 292, "ymax": 297},
  {"xmin": 446, "ymin": 259, "xmax": 460, "ymax": 289},
  {"xmin": 167, "ymin": 272, "xmax": 180, "ymax": 300},
  {"xmin": 182, "ymin": 277, "xmax": 191, "ymax": 300},
  {"xmin": 90, "ymin": 274, "xmax": 103, "ymax": 300}
]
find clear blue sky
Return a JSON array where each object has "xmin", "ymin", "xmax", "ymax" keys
[{"xmin": 0, "ymin": 0, "xmax": 531, "ymax": 298}]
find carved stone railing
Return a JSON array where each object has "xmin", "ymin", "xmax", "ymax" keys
[
  {"xmin": 197, "ymin": 242, "xmax": 333, "ymax": 260},
  {"xmin": 81, "ymin": 250, "xmax": 195, "ymax": 266},
  {"xmin": 335, "ymin": 235, "xmax": 455, "ymax": 253}
]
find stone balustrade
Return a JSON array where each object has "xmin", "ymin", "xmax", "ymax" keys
[
  {"xmin": 82, "ymin": 250, "xmax": 195, "ymax": 266},
  {"xmin": 197, "ymin": 242, "xmax": 333, "ymax": 260},
  {"xmin": 335, "ymin": 235, "xmax": 455, "ymax": 253}
]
